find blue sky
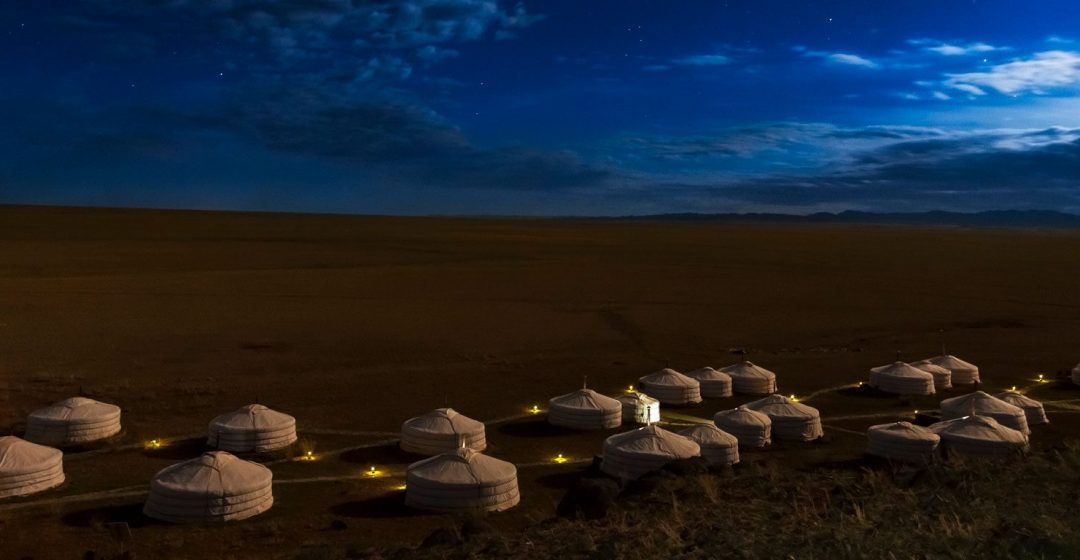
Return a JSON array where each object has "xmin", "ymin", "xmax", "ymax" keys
[{"xmin": 3, "ymin": 0, "xmax": 1080, "ymax": 215}]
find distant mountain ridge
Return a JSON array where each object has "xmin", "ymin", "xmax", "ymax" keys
[{"xmin": 614, "ymin": 210, "xmax": 1080, "ymax": 228}]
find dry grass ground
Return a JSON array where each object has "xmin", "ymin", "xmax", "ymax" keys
[{"xmin": 2, "ymin": 205, "xmax": 1080, "ymax": 559}]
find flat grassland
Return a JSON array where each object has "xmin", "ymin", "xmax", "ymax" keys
[{"xmin": 2, "ymin": 205, "xmax": 1080, "ymax": 559}]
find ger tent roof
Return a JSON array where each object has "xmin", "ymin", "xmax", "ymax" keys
[
  {"xmin": 914, "ymin": 355, "xmax": 980, "ymax": 384},
  {"xmin": 400, "ymin": 408, "xmax": 487, "ymax": 455},
  {"xmin": 869, "ymin": 362, "xmax": 935, "ymax": 395},
  {"xmin": 743, "ymin": 394, "xmax": 824, "ymax": 441},
  {"xmin": 686, "ymin": 367, "xmax": 733, "ymax": 398},
  {"xmin": 548, "ymin": 388, "xmax": 622, "ymax": 430},
  {"xmin": 713, "ymin": 406, "xmax": 772, "ymax": 448},
  {"xmin": 940, "ymin": 391, "xmax": 1029, "ymax": 434},
  {"xmin": 24, "ymin": 397, "xmax": 122, "ymax": 446},
  {"xmin": 679, "ymin": 424, "xmax": 739, "ymax": 466},
  {"xmin": 929, "ymin": 415, "xmax": 1028, "ymax": 458},
  {"xmin": 638, "ymin": 368, "xmax": 702, "ymax": 405},
  {"xmin": 866, "ymin": 421, "xmax": 940, "ymax": 464},
  {"xmin": 601, "ymin": 425, "xmax": 701, "ymax": 480},
  {"xmin": 995, "ymin": 392, "xmax": 1049, "ymax": 426},
  {"xmin": 717, "ymin": 361, "xmax": 778, "ymax": 395},
  {"xmin": 405, "ymin": 447, "xmax": 519, "ymax": 513},
  {"xmin": 143, "ymin": 451, "xmax": 273, "ymax": 523},
  {"xmin": 208, "ymin": 404, "xmax": 298, "ymax": 453},
  {"xmin": 911, "ymin": 362, "xmax": 953, "ymax": 390},
  {"xmin": 0, "ymin": 436, "xmax": 65, "ymax": 499}
]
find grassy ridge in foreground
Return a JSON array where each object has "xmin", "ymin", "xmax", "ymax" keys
[{"xmin": 339, "ymin": 445, "xmax": 1080, "ymax": 560}]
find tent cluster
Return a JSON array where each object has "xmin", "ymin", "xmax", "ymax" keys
[
  {"xmin": 868, "ymin": 354, "xmax": 980, "ymax": 396},
  {"xmin": 636, "ymin": 362, "xmax": 780, "ymax": 405}
]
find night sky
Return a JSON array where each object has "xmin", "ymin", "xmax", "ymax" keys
[{"xmin": 4, "ymin": 1, "xmax": 1080, "ymax": 216}]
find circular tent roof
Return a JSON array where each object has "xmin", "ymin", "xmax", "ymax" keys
[
  {"xmin": 208, "ymin": 404, "xmax": 298, "ymax": 453},
  {"xmin": 911, "ymin": 362, "xmax": 953, "ymax": 389},
  {"xmin": 869, "ymin": 362, "xmax": 935, "ymax": 395},
  {"xmin": 679, "ymin": 424, "xmax": 739, "ymax": 467},
  {"xmin": 601, "ymin": 425, "xmax": 701, "ymax": 480},
  {"xmin": 743, "ymin": 395, "xmax": 823, "ymax": 441},
  {"xmin": 929, "ymin": 415, "xmax": 1028, "ymax": 458},
  {"xmin": 400, "ymin": 408, "xmax": 487, "ymax": 455},
  {"xmin": 548, "ymin": 388, "xmax": 622, "ymax": 430},
  {"xmin": 940, "ymin": 391, "xmax": 1029, "ymax": 434},
  {"xmin": 995, "ymin": 392, "xmax": 1049, "ymax": 426},
  {"xmin": 144, "ymin": 451, "xmax": 273, "ymax": 523},
  {"xmin": 717, "ymin": 361, "xmax": 778, "ymax": 395},
  {"xmin": 713, "ymin": 406, "xmax": 772, "ymax": 448},
  {"xmin": 0, "ymin": 436, "xmax": 65, "ymax": 499},
  {"xmin": 866, "ymin": 421, "xmax": 940, "ymax": 464},
  {"xmin": 686, "ymin": 367, "xmax": 733, "ymax": 398},
  {"xmin": 914, "ymin": 355, "xmax": 980, "ymax": 384},
  {"xmin": 405, "ymin": 447, "xmax": 519, "ymax": 513},
  {"xmin": 638, "ymin": 368, "xmax": 702, "ymax": 405},
  {"xmin": 25, "ymin": 397, "xmax": 122, "ymax": 446}
]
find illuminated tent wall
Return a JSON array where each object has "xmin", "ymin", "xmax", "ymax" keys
[
  {"xmin": 912, "ymin": 355, "xmax": 980, "ymax": 385},
  {"xmin": 208, "ymin": 404, "xmax": 298, "ymax": 453},
  {"xmin": 940, "ymin": 391, "xmax": 1029, "ymax": 435},
  {"xmin": 717, "ymin": 361, "xmax": 778, "ymax": 395},
  {"xmin": 911, "ymin": 362, "xmax": 952, "ymax": 390},
  {"xmin": 400, "ymin": 408, "xmax": 487, "ymax": 455},
  {"xmin": 547, "ymin": 389, "xmax": 622, "ymax": 430},
  {"xmin": 995, "ymin": 392, "xmax": 1049, "ymax": 426},
  {"xmin": 686, "ymin": 367, "xmax": 733, "ymax": 398},
  {"xmin": 24, "ymin": 397, "xmax": 122, "ymax": 446},
  {"xmin": 866, "ymin": 421, "xmax": 940, "ymax": 464},
  {"xmin": 679, "ymin": 424, "xmax": 739, "ymax": 467},
  {"xmin": 405, "ymin": 447, "xmax": 520, "ymax": 513},
  {"xmin": 143, "ymin": 451, "xmax": 273, "ymax": 523},
  {"xmin": 713, "ymin": 406, "xmax": 772, "ymax": 448},
  {"xmin": 600, "ymin": 425, "xmax": 700, "ymax": 480},
  {"xmin": 616, "ymin": 392, "xmax": 661, "ymax": 425},
  {"xmin": 0, "ymin": 436, "xmax": 65, "ymax": 499},
  {"xmin": 638, "ymin": 368, "xmax": 702, "ymax": 405},
  {"xmin": 869, "ymin": 362, "xmax": 935, "ymax": 396},
  {"xmin": 929, "ymin": 415, "xmax": 1028, "ymax": 459},
  {"xmin": 743, "ymin": 395, "xmax": 823, "ymax": 441}
]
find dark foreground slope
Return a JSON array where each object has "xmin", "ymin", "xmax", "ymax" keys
[{"xmin": 3, "ymin": 205, "xmax": 1080, "ymax": 559}]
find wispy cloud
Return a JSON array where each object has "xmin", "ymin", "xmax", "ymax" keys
[
  {"xmin": 945, "ymin": 51, "xmax": 1080, "ymax": 95},
  {"xmin": 908, "ymin": 39, "xmax": 1009, "ymax": 56},
  {"xmin": 672, "ymin": 53, "xmax": 732, "ymax": 66},
  {"xmin": 795, "ymin": 47, "xmax": 878, "ymax": 68}
]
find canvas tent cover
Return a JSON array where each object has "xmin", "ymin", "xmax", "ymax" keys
[
  {"xmin": 401, "ymin": 408, "xmax": 487, "ymax": 455},
  {"xmin": 143, "ymin": 451, "xmax": 273, "ymax": 523},
  {"xmin": 686, "ymin": 367, "xmax": 733, "ymax": 398},
  {"xmin": 208, "ymin": 404, "xmax": 298, "ymax": 453},
  {"xmin": 914, "ymin": 355, "xmax": 980, "ymax": 384},
  {"xmin": 940, "ymin": 391, "xmax": 1029, "ymax": 434},
  {"xmin": 718, "ymin": 361, "xmax": 777, "ymax": 394},
  {"xmin": 548, "ymin": 388, "xmax": 622, "ymax": 430},
  {"xmin": 866, "ymin": 421, "xmax": 940, "ymax": 464},
  {"xmin": 869, "ymin": 362, "xmax": 935, "ymax": 395},
  {"xmin": 405, "ymin": 447, "xmax": 520, "ymax": 513},
  {"xmin": 601, "ymin": 425, "xmax": 701, "ymax": 480},
  {"xmin": 638, "ymin": 368, "xmax": 702, "ymax": 405},
  {"xmin": 995, "ymin": 392, "xmax": 1049, "ymax": 426},
  {"xmin": 713, "ymin": 406, "xmax": 772, "ymax": 448},
  {"xmin": 744, "ymin": 395, "xmax": 823, "ymax": 441},
  {"xmin": 929, "ymin": 415, "xmax": 1028, "ymax": 457},
  {"xmin": 679, "ymin": 424, "xmax": 739, "ymax": 466},
  {"xmin": 25, "ymin": 397, "xmax": 122, "ymax": 445},
  {"xmin": 0, "ymin": 436, "xmax": 65, "ymax": 499}
]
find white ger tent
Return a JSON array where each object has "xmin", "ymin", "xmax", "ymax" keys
[
  {"xmin": 911, "ymin": 362, "xmax": 952, "ymax": 390},
  {"xmin": 548, "ymin": 388, "xmax": 622, "ymax": 430},
  {"xmin": 940, "ymin": 391, "xmax": 1029, "ymax": 435},
  {"xmin": 616, "ymin": 392, "xmax": 660, "ymax": 425},
  {"xmin": 744, "ymin": 395, "xmax": 823, "ymax": 441},
  {"xmin": 405, "ymin": 447, "xmax": 519, "ymax": 513},
  {"xmin": 400, "ymin": 408, "xmax": 486, "ymax": 455},
  {"xmin": 913, "ymin": 355, "xmax": 980, "ymax": 385},
  {"xmin": 207, "ymin": 404, "xmax": 298, "ymax": 453},
  {"xmin": 995, "ymin": 392, "xmax": 1049, "ymax": 426},
  {"xmin": 713, "ymin": 406, "xmax": 772, "ymax": 448},
  {"xmin": 143, "ymin": 451, "xmax": 273, "ymax": 523},
  {"xmin": 929, "ymin": 415, "xmax": 1028, "ymax": 459},
  {"xmin": 686, "ymin": 367, "xmax": 733, "ymax": 398},
  {"xmin": 866, "ymin": 421, "xmax": 940, "ymax": 464},
  {"xmin": 0, "ymin": 436, "xmax": 65, "ymax": 499},
  {"xmin": 679, "ymin": 424, "xmax": 739, "ymax": 467},
  {"xmin": 717, "ymin": 361, "xmax": 777, "ymax": 395},
  {"xmin": 638, "ymin": 368, "xmax": 702, "ymax": 405},
  {"xmin": 601, "ymin": 425, "xmax": 701, "ymax": 480},
  {"xmin": 24, "ymin": 397, "xmax": 122, "ymax": 446},
  {"xmin": 869, "ymin": 362, "xmax": 935, "ymax": 396}
]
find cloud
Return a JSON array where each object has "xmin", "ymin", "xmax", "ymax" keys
[
  {"xmin": 672, "ymin": 53, "xmax": 732, "ymax": 66},
  {"xmin": 416, "ymin": 45, "xmax": 460, "ymax": 64},
  {"xmin": 945, "ymin": 51, "xmax": 1080, "ymax": 95},
  {"xmin": 908, "ymin": 39, "xmax": 1008, "ymax": 56},
  {"xmin": 797, "ymin": 48, "xmax": 878, "ymax": 68}
]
